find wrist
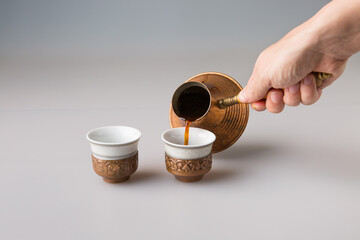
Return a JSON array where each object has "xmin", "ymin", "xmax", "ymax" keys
[{"xmin": 311, "ymin": 0, "xmax": 360, "ymax": 59}]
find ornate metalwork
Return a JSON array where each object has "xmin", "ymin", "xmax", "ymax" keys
[
  {"xmin": 92, "ymin": 152, "xmax": 138, "ymax": 183},
  {"xmin": 165, "ymin": 154, "xmax": 212, "ymax": 177}
]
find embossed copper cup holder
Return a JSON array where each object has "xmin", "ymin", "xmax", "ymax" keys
[
  {"xmin": 92, "ymin": 153, "xmax": 138, "ymax": 183},
  {"xmin": 86, "ymin": 126, "xmax": 141, "ymax": 183},
  {"xmin": 161, "ymin": 127, "xmax": 216, "ymax": 182}
]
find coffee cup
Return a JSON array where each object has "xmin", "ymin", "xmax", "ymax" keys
[
  {"xmin": 86, "ymin": 126, "xmax": 141, "ymax": 183},
  {"xmin": 161, "ymin": 127, "xmax": 216, "ymax": 182}
]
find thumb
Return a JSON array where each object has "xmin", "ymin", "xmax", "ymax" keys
[{"xmin": 238, "ymin": 76, "xmax": 271, "ymax": 103}]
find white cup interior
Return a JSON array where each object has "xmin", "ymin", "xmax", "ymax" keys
[
  {"xmin": 87, "ymin": 126, "xmax": 141, "ymax": 145},
  {"xmin": 161, "ymin": 127, "xmax": 216, "ymax": 148}
]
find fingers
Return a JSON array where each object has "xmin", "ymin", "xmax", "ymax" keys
[
  {"xmin": 283, "ymin": 83, "xmax": 301, "ymax": 106},
  {"xmin": 244, "ymin": 72, "xmax": 325, "ymax": 113},
  {"xmin": 249, "ymin": 89, "xmax": 287, "ymax": 113},
  {"xmin": 265, "ymin": 89, "xmax": 285, "ymax": 113},
  {"xmin": 316, "ymin": 59, "xmax": 346, "ymax": 89},
  {"xmin": 238, "ymin": 74, "xmax": 271, "ymax": 103},
  {"xmin": 300, "ymin": 74, "xmax": 322, "ymax": 105},
  {"xmin": 250, "ymin": 101, "xmax": 266, "ymax": 111}
]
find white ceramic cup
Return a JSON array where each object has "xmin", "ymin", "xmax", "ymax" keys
[
  {"xmin": 161, "ymin": 127, "xmax": 216, "ymax": 160},
  {"xmin": 161, "ymin": 127, "xmax": 216, "ymax": 182},
  {"xmin": 87, "ymin": 126, "xmax": 141, "ymax": 160}
]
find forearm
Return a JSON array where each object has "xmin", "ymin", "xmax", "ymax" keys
[{"xmin": 312, "ymin": 0, "xmax": 360, "ymax": 59}]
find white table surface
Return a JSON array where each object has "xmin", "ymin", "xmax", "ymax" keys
[{"xmin": 1, "ymin": 50, "xmax": 359, "ymax": 240}]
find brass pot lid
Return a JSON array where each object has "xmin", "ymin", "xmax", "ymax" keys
[{"xmin": 169, "ymin": 72, "xmax": 249, "ymax": 153}]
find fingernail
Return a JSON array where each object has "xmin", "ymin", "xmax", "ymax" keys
[
  {"xmin": 289, "ymin": 84, "xmax": 299, "ymax": 93},
  {"xmin": 270, "ymin": 91, "xmax": 281, "ymax": 103},
  {"xmin": 304, "ymin": 75, "xmax": 313, "ymax": 85},
  {"xmin": 238, "ymin": 91, "xmax": 248, "ymax": 103}
]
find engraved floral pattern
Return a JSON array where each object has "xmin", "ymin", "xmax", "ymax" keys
[
  {"xmin": 165, "ymin": 154, "xmax": 212, "ymax": 175},
  {"xmin": 92, "ymin": 152, "xmax": 138, "ymax": 178}
]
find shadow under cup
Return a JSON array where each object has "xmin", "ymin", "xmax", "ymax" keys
[
  {"xmin": 87, "ymin": 126, "xmax": 141, "ymax": 183},
  {"xmin": 161, "ymin": 127, "xmax": 216, "ymax": 182}
]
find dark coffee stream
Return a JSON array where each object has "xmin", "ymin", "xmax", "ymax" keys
[{"xmin": 184, "ymin": 120, "xmax": 191, "ymax": 145}]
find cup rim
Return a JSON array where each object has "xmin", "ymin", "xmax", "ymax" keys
[
  {"xmin": 86, "ymin": 126, "xmax": 141, "ymax": 146},
  {"xmin": 161, "ymin": 127, "xmax": 216, "ymax": 149}
]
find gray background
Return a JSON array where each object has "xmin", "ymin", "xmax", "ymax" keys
[{"xmin": 1, "ymin": 0, "xmax": 360, "ymax": 239}]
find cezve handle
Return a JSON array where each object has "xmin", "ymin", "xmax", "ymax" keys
[{"xmin": 218, "ymin": 72, "xmax": 332, "ymax": 109}]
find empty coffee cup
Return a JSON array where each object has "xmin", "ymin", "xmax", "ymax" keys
[
  {"xmin": 87, "ymin": 126, "xmax": 141, "ymax": 183},
  {"xmin": 161, "ymin": 127, "xmax": 216, "ymax": 182}
]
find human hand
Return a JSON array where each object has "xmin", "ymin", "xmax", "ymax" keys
[
  {"xmin": 238, "ymin": 0, "xmax": 360, "ymax": 113},
  {"xmin": 238, "ymin": 30, "xmax": 347, "ymax": 113}
]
